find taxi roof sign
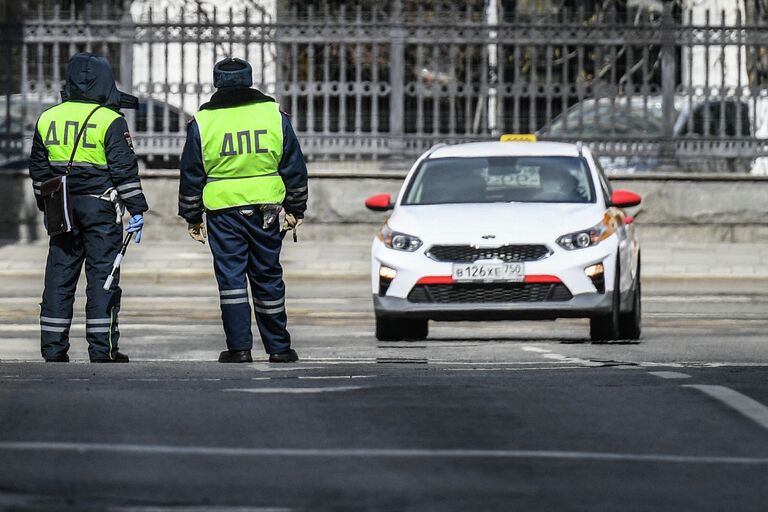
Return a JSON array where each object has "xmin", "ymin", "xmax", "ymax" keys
[{"xmin": 500, "ymin": 133, "xmax": 537, "ymax": 142}]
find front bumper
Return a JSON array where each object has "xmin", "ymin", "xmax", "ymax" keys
[
  {"xmin": 373, "ymin": 291, "xmax": 614, "ymax": 321},
  {"xmin": 372, "ymin": 235, "xmax": 619, "ymax": 299}
]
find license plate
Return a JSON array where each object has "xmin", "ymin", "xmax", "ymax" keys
[{"xmin": 451, "ymin": 262, "xmax": 525, "ymax": 282}]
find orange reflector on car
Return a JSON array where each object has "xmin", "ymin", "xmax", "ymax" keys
[
  {"xmin": 524, "ymin": 275, "xmax": 561, "ymax": 284},
  {"xmin": 417, "ymin": 276, "xmax": 454, "ymax": 285}
]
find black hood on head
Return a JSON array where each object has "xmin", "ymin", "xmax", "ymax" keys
[{"xmin": 61, "ymin": 52, "xmax": 137, "ymax": 110}]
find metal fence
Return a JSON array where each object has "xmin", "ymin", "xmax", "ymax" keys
[{"xmin": 2, "ymin": 0, "xmax": 768, "ymax": 172}]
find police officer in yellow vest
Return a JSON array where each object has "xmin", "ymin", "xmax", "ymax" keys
[
  {"xmin": 178, "ymin": 57, "xmax": 308, "ymax": 363},
  {"xmin": 29, "ymin": 53, "xmax": 148, "ymax": 363}
]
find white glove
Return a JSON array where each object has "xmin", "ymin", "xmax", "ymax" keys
[
  {"xmin": 188, "ymin": 223, "xmax": 207, "ymax": 244},
  {"xmin": 282, "ymin": 213, "xmax": 303, "ymax": 232}
]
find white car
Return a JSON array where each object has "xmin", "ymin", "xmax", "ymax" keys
[{"xmin": 366, "ymin": 139, "xmax": 642, "ymax": 342}]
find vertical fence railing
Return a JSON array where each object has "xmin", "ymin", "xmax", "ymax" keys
[
  {"xmin": 660, "ymin": 0, "xmax": 677, "ymax": 169},
  {"xmin": 2, "ymin": 1, "xmax": 768, "ymax": 172},
  {"xmin": 387, "ymin": 0, "xmax": 405, "ymax": 167}
]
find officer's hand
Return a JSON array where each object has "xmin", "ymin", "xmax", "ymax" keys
[
  {"xmin": 282, "ymin": 213, "xmax": 303, "ymax": 232},
  {"xmin": 188, "ymin": 223, "xmax": 207, "ymax": 244},
  {"xmin": 126, "ymin": 214, "xmax": 144, "ymax": 244}
]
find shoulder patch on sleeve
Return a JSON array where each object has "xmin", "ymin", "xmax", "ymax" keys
[{"xmin": 123, "ymin": 131, "xmax": 134, "ymax": 152}]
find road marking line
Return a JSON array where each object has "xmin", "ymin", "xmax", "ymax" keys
[
  {"xmin": 297, "ymin": 375, "xmax": 376, "ymax": 380},
  {"xmin": 645, "ymin": 296, "xmax": 761, "ymax": 304},
  {"xmin": 247, "ymin": 365, "xmax": 325, "ymax": 372},
  {"xmin": 111, "ymin": 506, "xmax": 291, "ymax": 512},
  {"xmin": 645, "ymin": 312, "xmax": 768, "ymax": 319},
  {"xmin": 378, "ymin": 344, "xmax": 427, "ymax": 349},
  {"xmin": 443, "ymin": 366, "xmax": 590, "ymax": 372},
  {"xmin": 648, "ymin": 371, "xmax": 691, "ymax": 379},
  {"xmin": 0, "ymin": 442, "xmax": 766, "ymax": 465},
  {"xmin": 684, "ymin": 385, "xmax": 768, "ymax": 431},
  {"xmin": 636, "ymin": 362, "xmax": 768, "ymax": 368},
  {"xmin": 376, "ymin": 358, "xmax": 428, "ymax": 364},
  {"xmin": 432, "ymin": 361, "xmax": 585, "ymax": 366},
  {"xmin": 518, "ymin": 347, "xmax": 600, "ymax": 367},
  {"xmin": 296, "ymin": 359, "xmax": 377, "ymax": 364},
  {"xmin": 223, "ymin": 386, "xmax": 367, "ymax": 394}
]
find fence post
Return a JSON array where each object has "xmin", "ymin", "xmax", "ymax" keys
[
  {"xmin": 660, "ymin": 0, "xmax": 677, "ymax": 170},
  {"xmin": 386, "ymin": 0, "xmax": 406, "ymax": 169},
  {"xmin": 119, "ymin": 0, "xmax": 135, "ymax": 131}
]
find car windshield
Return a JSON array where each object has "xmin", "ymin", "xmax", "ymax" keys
[{"xmin": 403, "ymin": 156, "xmax": 595, "ymax": 205}]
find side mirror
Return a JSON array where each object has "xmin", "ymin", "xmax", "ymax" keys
[
  {"xmin": 365, "ymin": 193, "xmax": 394, "ymax": 212},
  {"xmin": 610, "ymin": 189, "xmax": 642, "ymax": 208}
]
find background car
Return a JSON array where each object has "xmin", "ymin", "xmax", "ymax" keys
[
  {"xmin": 537, "ymin": 96, "xmax": 755, "ymax": 173},
  {"xmin": 366, "ymin": 139, "xmax": 642, "ymax": 342}
]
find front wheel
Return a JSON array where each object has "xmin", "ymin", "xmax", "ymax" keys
[
  {"xmin": 375, "ymin": 316, "xmax": 429, "ymax": 341},
  {"xmin": 619, "ymin": 260, "xmax": 642, "ymax": 340},
  {"xmin": 590, "ymin": 259, "xmax": 621, "ymax": 342}
]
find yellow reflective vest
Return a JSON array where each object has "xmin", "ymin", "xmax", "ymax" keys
[
  {"xmin": 37, "ymin": 101, "xmax": 121, "ymax": 169},
  {"xmin": 195, "ymin": 101, "xmax": 285, "ymax": 211}
]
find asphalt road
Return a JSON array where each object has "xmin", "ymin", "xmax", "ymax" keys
[{"xmin": 0, "ymin": 275, "xmax": 767, "ymax": 511}]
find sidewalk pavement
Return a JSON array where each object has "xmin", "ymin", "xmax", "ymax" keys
[{"xmin": 1, "ymin": 228, "xmax": 767, "ymax": 281}]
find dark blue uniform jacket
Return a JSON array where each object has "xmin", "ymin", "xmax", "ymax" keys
[
  {"xmin": 178, "ymin": 87, "xmax": 308, "ymax": 225},
  {"xmin": 28, "ymin": 53, "xmax": 149, "ymax": 216}
]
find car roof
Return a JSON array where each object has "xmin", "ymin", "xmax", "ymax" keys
[{"xmin": 427, "ymin": 141, "xmax": 581, "ymax": 159}]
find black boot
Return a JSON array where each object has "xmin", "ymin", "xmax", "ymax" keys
[
  {"xmin": 218, "ymin": 349, "xmax": 253, "ymax": 363},
  {"xmin": 269, "ymin": 349, "xmax": 299, "ymax": 363},
  {"xmin": 44, "ymin": 354, "xmax": 69, "ymax": 363},
  {"xmin": 91, "ymin": 352, "xmax": 129, "ymax": 363}
]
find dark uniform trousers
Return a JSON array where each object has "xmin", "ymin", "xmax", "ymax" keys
[
  {"xmin": 40, "ymin": 195, "xmax": 122, "ymax": 360},
  {"xmin": 207, "ymin": 208, "xmax": 291, "ymax": 354}
]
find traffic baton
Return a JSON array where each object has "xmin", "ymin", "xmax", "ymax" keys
[
  {"xmin": 280, "ymin": 228, "xmax": 298, "ymax": 243},
  {"xmin": 103, "ymin": 232, "xmax": 134, "ymax": 291}
]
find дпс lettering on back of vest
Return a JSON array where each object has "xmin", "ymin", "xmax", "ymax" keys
[
  {"xmin": 196, "ymin": 101, "xmax": 285, "ymax": 211},
  {"xmin": 38, "ymin": 101, "xmax": 121, "ymax": 170}
]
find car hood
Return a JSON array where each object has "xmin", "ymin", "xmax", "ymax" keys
[{"xmin": 389, "ymin": 203, "xmax": 606, "ymax": 244}]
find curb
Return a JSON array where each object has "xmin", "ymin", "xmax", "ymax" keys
[
  {"xmin": 1, "ymin": 270, "xmax": 767, "ymax": 282},
  {"xmin": 0, "ymin": 269, "xmax": 372, "ymax": 281}
]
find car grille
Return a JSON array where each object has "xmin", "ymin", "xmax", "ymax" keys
[
  {"xmin": 426, "ymin": 244, "xmax": 551, "ymax": 263},
  {"xmin": 407, "ymin": 282, "xmax": 573, "ymax": 304}
]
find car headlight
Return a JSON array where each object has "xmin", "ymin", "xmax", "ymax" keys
[
  {"xmin": 557, "ymin": 220, "xmax": 612, "ymax": 250},
  {"xmin": 377, "ymin": 222, "xmax": 422, "ymax": 252}
]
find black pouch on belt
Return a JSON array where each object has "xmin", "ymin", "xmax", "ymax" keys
[
  {"xmin": 41, "ymin": 176, "xmax": 73, "ymax": 236},
  {"xmin": 40, "ymin": 104, "xmax": 102, "ymax": 237}
]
